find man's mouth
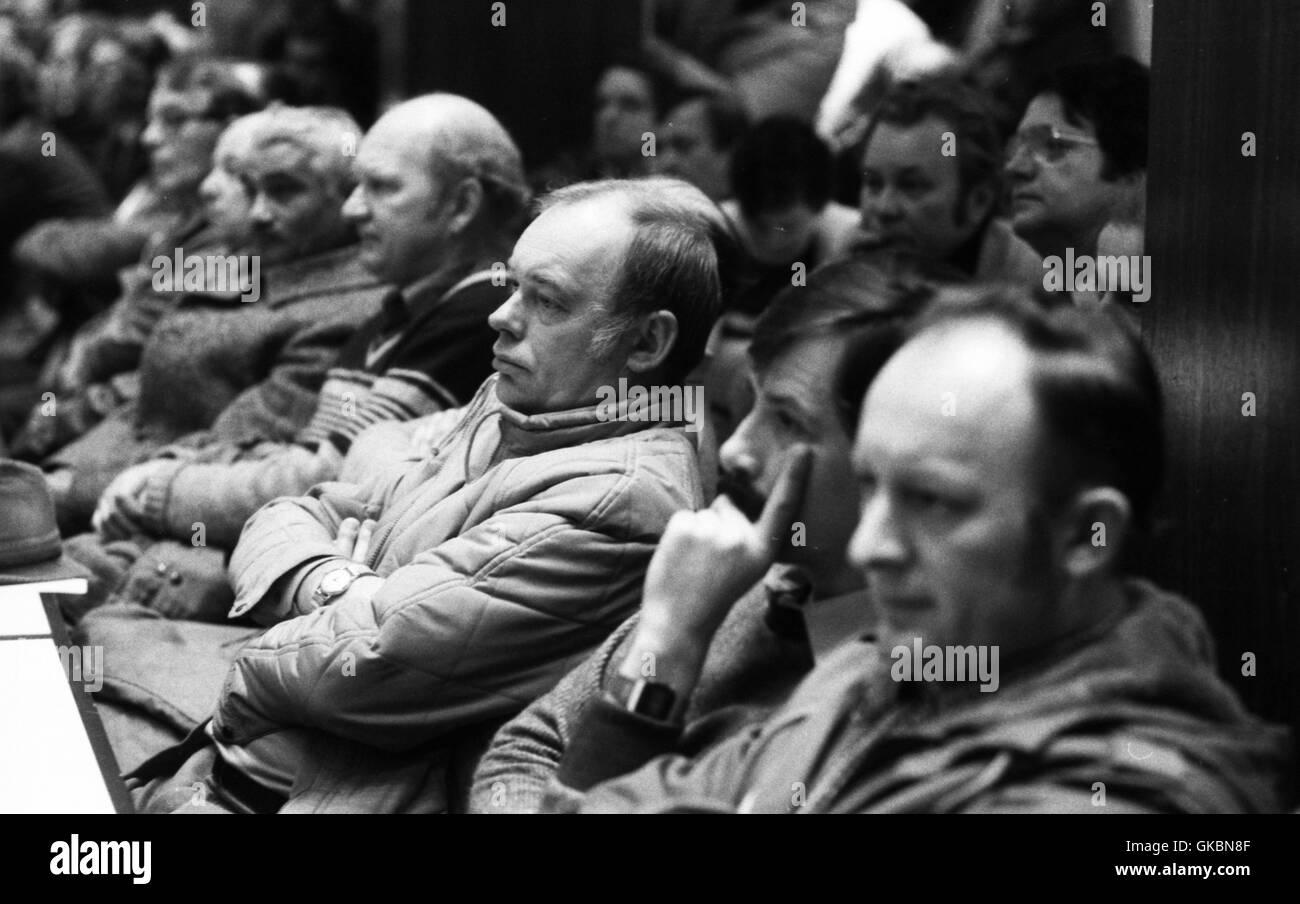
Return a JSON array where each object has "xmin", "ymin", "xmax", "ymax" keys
[{"xmin": 492, "ymin": 346, "xmax": 527, "ymax": 372}]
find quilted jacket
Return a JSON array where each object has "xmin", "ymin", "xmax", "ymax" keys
[{"xmin": 209, "ymin": 374, "xmax": 704, "ymax": 811}]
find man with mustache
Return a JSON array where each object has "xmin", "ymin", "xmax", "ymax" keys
[
  {"xmin": 40, "ymin": 105, "xmax": 385, "ymax": 530},
  {"xmin": 555, "ymin": 286, "xmax": 1291, "ymax": 813},
  {"xmin": 64, "ymin": 94, "xmax": 522, "ymax": 626},
  {"xmin": 471, "ymin": 253, "xmax": 949, "ymax": 812},
  {"xmin": 121, "ymin": 177, "xmax": 727, "ymax": 813}
]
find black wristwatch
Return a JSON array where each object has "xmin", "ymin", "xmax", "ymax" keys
[{"xmin": 609, "ymin": 673, "xmax": 678, "ymax": 721}]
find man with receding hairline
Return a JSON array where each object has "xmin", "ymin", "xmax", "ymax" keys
[
  {"xmin": 560, "ymin": 285, "xmax": 1290, "ymax": 814},
  {"xmin": 120, "ymin": 177, "xmax": 727, "ymax": 813},
  {"xmin": 63, "ymin": 94, "xmax": 523, "ymax": 628}
]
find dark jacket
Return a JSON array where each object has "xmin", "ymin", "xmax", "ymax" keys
[
  {"xmin": 469, "ymin": 572, "xmax": 816, "ymax": 813},
  {"xmin": 554, "ymin": 580, "xmax": 1293, "ymax": 813},
  {"xmin": 46, "ymin": 245, "xmax": 385, "ymax": 525}
]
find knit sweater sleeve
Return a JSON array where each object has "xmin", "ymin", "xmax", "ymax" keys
[{"xmin": 468, "ymin": 615, "xmax": 643, "ymax": 813}]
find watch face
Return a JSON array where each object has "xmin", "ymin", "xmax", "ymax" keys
[
  {"xmin": 321, "ymin": 568, "xmax": 353, "ymax": 594},
  {"xmin": 628, "ymin": 681, "xmax": 676, "ymax": 721}
]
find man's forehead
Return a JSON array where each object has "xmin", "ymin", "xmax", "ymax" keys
[
  {"xmin": 355, "ymin": 127, "xmax": 430, "ymax": 176},
  {"xmin": 246, "ymin": 139, "xmax": 319, "ymax": 178},
  {"xmin": 1020, "ymin": 93, "xmax": 1095, "ymax": 134},
  {"xmin": 511, "ymin": 198, "xmax": 633, "ymax": 274},
  {"xmin": 757, "ymin": 335, "xmax": 847, "ymax": 418},
  {"xmin": 856, "ymin": 322, "xmax": 1041, "ymax": 467},
  {"xmin": 866, "ymin": 117, "xmax": 957, "ymax": 165}
]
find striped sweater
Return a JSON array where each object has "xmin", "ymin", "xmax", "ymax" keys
[{"xmin": 136, "ymin": 269, "xmax": 505, "ymax": 548}]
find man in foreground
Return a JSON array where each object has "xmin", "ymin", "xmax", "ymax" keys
[
  {"xmin": 470, "ymin": 254, "xmax": 948, "ymax": 812},
  {"xmin": 551, "ymin": 285, "xmax": 1292, "ymax": 813},
  {"xmin": 113, "ymin": 178, "xmax": 728, "ymax": 812}
]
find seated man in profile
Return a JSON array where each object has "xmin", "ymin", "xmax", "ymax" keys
[
  {"xmin": 553, "ymin": 286, "xmax": 1292, "ymax": 814},
  {"xmin": 856, "ymin": 76, "xmax": 1041, "ymax": 288},
  {"xmin": 1006, "ymin": 56, "xmax": 1149, "ymax": 265},
  {"xmin": 42, "ymin": 104, "xmax": 387, "ymax": 530},
  {"xmin": 471, "ymin": 253, "xmax": 953, "ymax": 813},
  {"xmin": 67, "ymin": 93, "xmax": 525, "ymax": 623},
  {"xmin": 120, "ymin": 178, "xmax": 729, "ymax": 813}
]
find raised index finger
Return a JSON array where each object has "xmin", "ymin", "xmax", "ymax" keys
[{"xmin": 755, "ymin": 444, "xmax": 813, "ymax": 549}]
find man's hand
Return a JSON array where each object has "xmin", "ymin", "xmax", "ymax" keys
[
  {"xmin": 93, "ymin": 461, "xmax": 168, "ymax": 541},
  {"xmin": 619, "ymin": 445, "xmax": 813, "ymax": 700},
  {"xmin": 334, "ymin": 517, "xmax": 377, "ymax": 565}
]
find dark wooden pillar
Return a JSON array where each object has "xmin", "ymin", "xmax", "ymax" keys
[{"xmin": 1144, "ymin": 0, "xmax": 1300, "ymax": 743}]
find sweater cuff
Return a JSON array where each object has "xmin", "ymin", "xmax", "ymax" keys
[
  {"xmin": 555, "ymin": 695, "xmax": 683, "ymax": 791},
  {"xmin": 138, "ymin": 459, "xmax": 185, "ymax": 533}
]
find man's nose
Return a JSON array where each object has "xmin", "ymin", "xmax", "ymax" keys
[
  {"xmin": 249, "ymin": 193, "xmax": 273, "ymax": 224},
  {"xmin": 141, "ymin": 119, "xmax": 164, "ymax": 150},
  {"xmin": 341, "ymin": 185, "xmax": 368, "ymax": 222},
  {"xmin": 848, "ymin": 492, "xmax": 908, "ymax": 573},
  {"xmin": 1005, "ymin": 143, "xmax": 1037, "ymax": 180},
  {"xmin": 873, "ymin": 186, "xmax": 904, "ymax": 220},
  {"xmin": 718, "ymin": 416, "xmax": 762, "ymax": 481},
  {"xmin": 488, "ymin": 291, "xmax": 525, "ymax": 338}
]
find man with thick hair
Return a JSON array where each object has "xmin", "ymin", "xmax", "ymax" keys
[
  {"xmin": 41, "ymin": 105, "xmax": 384, "ymax": 529},
  {"xmin": 63, "ymin": 94, "xmax": 525, "ymax": 625},
  {"xmin": 554, "ymin": 285, "xmax": 1292, "ymax": 813},
  {"xmin": 1006, "ymin": 56, "xmax": 1149, "ymax": 260},
  {"xmin": 857, "ymin": 76, "xmax": 1041, "ymax": 286},
  {"xmin": 120, "ymin": 178, "xmax": 725, "ymax": 813},
  {"xmin": 471, "ymin": 253, "xmax": 951, "ymax": 812}
]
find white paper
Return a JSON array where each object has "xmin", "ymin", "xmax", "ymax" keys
[
  {"xmin": 0, "ymin": 638, "xmax": 116, "ymax": 813},
  {"xmin": 0, "ymin": 586, "xmax": 52, "ymax": 638}
]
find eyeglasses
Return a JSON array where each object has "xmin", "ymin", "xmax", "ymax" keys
[{"xmin": 1004, "ymin": 124, "xmax": 1099, "ymax": 164}]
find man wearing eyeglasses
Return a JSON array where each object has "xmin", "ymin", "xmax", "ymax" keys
[
  {"xmin": 856, "ymin": 76, "xmax": 1041, "ymax": 289},
  {"xmin": 13, "ymin": 57, "xmax": 265, "ymax": 310},
  {"xmin": 1006, "ymin": 56, "xmax": 1149, "ymax": 261}
]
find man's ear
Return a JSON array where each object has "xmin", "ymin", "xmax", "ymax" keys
[
  {"xmin": 963, "ymin": 181, "xmax": 997, "ymax": 226},
  {"xmin": 625, "ymin": 310, "xmax": 679, "ymax": 374},
  {"xmin": 1056, "ymin": 487, "xmax": 1132, "ymax": 579},
  {"xmin": 443, "ymin": 176, "xmax": 485, "ymax": 234}
]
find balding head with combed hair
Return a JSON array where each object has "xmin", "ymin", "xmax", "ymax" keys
[{"xmin": 537, "ymin": 177, "xmax": 733, "ymax": 382}]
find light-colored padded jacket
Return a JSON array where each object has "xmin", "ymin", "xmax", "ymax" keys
[{"xmin": 210, "ymin": 375, "xmax": 704, "ymax": 811}]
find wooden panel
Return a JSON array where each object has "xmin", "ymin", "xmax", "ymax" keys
[{"xmin": 1143, "ymin": 0, "xmax": 1300, "ymax": 742}]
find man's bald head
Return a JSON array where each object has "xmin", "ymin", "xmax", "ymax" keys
[{"xmin": 344, "ymin": 93, "xmax": 528, "ymax": 286}]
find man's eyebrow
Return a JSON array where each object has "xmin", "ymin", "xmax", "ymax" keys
[
  {"xmin": 763, "ymin": 388, "xmax": 817, "ymax": 420},
  {"xmin": 511, "ymin": 262, "xmax": 578, "ymax": 299}
]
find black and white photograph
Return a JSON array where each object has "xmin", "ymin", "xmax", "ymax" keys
[{"xmin": 0, "ymin": 0, "xmax": 1296, "ymax": 884}]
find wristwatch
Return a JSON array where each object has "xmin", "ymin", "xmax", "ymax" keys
[
  {"xmin": 609, "ymin": 673, "xmax": 678, "ymax": 721},
  {"xmin": 309, "ymin": 563, "xmax": 371, "ymax": 607}
]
